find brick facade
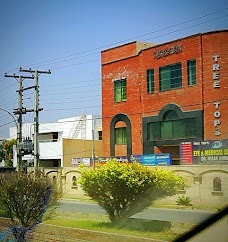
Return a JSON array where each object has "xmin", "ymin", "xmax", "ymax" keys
[{"xmin": 101, "ymin": 30, "xmax": 228, "ymax": 160}]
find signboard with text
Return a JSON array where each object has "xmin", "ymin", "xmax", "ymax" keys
[
  {"xmin": 142, "ymin": 154, "xmax": 171, "ymax": 166},
  {"xmin": 98, "ymin": 154, "xmax": 171, "ymax": 166},
  {"xmin": 72, "ymin": 157, "xmax": 91, "ymax": 166},
  {"xmin": 180, "ymin": 140, "xmax": 228, "ymax": 164},
  {"xmin": 180, "ymin": 142, "xmax": 193, "ymax": 164},
  {"xmin": 192, "ymin": 140, "xmax": 228, "ymax": 164}
]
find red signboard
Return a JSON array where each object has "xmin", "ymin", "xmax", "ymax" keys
[{"xmin": 180, "ymin": 142, "xmax": 193, "ymax": 164}]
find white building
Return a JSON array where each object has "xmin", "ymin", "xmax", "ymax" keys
[{"xmin": 10, "ymin": 115, "xmax": 102, "ymax": 167}]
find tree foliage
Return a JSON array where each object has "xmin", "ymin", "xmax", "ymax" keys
[
  {"xmin": 0, "ymin": 170, "xmax": 61, "ymax": 241},
  {"xmin": 0, "ymin": 139, "xmax": 16, "ymax": 167},
  {"xmin": 80, "ymin": 159, "xmax": 186, "ymax": 224}
]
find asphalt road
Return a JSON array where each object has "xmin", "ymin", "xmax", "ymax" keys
[{"xmin": 57, "ymin": 200, "xmax": 215, "ymax": 224}]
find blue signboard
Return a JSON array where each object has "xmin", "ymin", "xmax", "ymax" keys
[
  {"xmin": 156, "ymin": 154, "xmax": 172, "ymax": 166},
  {"xmin": 98, "ymin": 153, "xmax": 171, "ymax": 166},
  {"xmin": 133, "ymin": 154, "xmax": 171, "ymax": 166},
  {"xmin": 142, "ymin": 154, "xmax": 157, "ymax": 165}
]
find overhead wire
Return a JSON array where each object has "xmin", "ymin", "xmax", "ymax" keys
[
  {"xmin": 0, "ymin": 9, "xmax": 227, "ymax": 138},
  {"xmin": 1, "ymin": 51, "xmax": 227, "ymax": 115},
  {"xmin": 1, "ymin": 61, "xmax": 227, "ymax": 127},
  {"xmin": 0, "ymin": 7, "xmax": 227, "ymax": 79}
]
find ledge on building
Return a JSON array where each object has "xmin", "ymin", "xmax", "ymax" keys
[
  {"xmin": 177, "ymin": 190, "xmax": 186, "ymax": 194},
  {"xmin": 212, "ymin": 191, "xmax": 223, "ymax": 196}
]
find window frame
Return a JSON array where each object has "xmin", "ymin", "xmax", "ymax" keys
[
  {"xmin": 147, "ymin": 69, "xmax": 154, "ymax": 94},
  {"xmin": 114, "ymin": 79, "xmax": 127, "ymax": 103},
  {"xmin": 159, "ymin": 62, "xmax": 182, "ymax": 92},
  {"xmin": 115, "ymin": 127, "xmax": 127, "ymax": 145},
  {"xmin": 147, "ymin": 117, "xmax": 197, "ymax": 141},
  {"xmin": 187, "ymin": 59, "xmax": 196, "ymax": 86},
  {"xmin": 213, "ymin": 177, "xmax": 222, "ymax": 191}
]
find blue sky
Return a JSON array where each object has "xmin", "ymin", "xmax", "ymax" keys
[{"xmin": 0, "ymin": 0, "xmax": 228, "ymax": 138}]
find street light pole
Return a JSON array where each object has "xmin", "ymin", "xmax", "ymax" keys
[
  {"xmin": 0, "ymin": 107, "xmax": 20, "ymax": 169},
  {"xmin": 17, "ymin": 75, "xmax": 23, "ymax": 170},
  {"xmin": 0, "ymin": 107, "xmax": 17, "ymax": 127},
  {"xmin": 92, "ymin": 116, "xmax": 96, "ymax": 169}
]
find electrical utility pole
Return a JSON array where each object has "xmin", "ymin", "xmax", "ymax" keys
[
  {"xmin": 19, "ymin": 68, "xmax": 51, "ymax": 168},
  {"xmin": 4, "ymin": 73, "xmax": 34, "ymax": 170}
]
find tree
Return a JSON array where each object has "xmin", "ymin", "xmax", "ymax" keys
[
  {"xmin": 80, "ymin": 159, "xmax": 186, "ymax": 224},
  {"xmin": 0, "ymin": 139, "xmax": 17, "ymax": 167},
  {"xmin": 0, "ymin": 170, "xmax": 61, "ymax": 241}
]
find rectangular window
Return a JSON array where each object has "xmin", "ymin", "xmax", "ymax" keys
[
  {"xmin": 115, "ymin": 127, "xmax": 126, "ymax": 144},
  {"xmin": 53, "ymin": 132, "xmax": 58, "ymax": 142},
  {"xmin": 185, "ymin": 118, "xmax": 197, "ymax": 137},
  {"xmin": 173, "ymin": 120, "xmax": 185, "ymax": 138},
  {"xmin": 114, "ymin": 79, "xmax": 126, "ymax": 102},
  {"xmin": 159, "ymin": 63, "xmax": 182, "ymax": 91},
  {"xmin": 188, "ymin": 59, "xmax": 196, "ymax": 86},
  {"xmin": 147, "ymin": 122, "xmax": 160, "ymax": 140},
  {"xmin": 98, "ymin": 131, "xmax": 102, "ymax": 140},
  {"xmin": 161, "ymin": 121, "xmax": 173, "ymax": 139},
  {"xmin": 161, "ymin": 119, "xmax": 196, "ymax": 140},
  {"xmin": 147, "ymin": 69, "xmax": 154, "ymax": 93}
]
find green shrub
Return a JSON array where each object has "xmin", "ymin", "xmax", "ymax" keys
[
  {"xmin": 0, "ymin": 170, "xmax": 61, "ymax": 241},
  {"xmin": 176, "ymin": 195, "xmax": 192, "ymax": 206},
  {"xmin": 80, "ymin": 159, "xmax": 186, "ymax": 224}
]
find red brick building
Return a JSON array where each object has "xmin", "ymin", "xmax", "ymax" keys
[{"xmin": 101, "ymin": 30, "xmax": 228, "ymax": 164}]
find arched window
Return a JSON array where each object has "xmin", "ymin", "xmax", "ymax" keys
[
  {"xmin": 115, "ymin": 121, "xmax": 127, "ymax": 144},
  {"xmin": 72, "ymin": 176, "xmax": 77, "ymax": 187},
  {"xmin": 161, "ymin": 110, "xmax": 184, "ymax": 139},
  {"xmin": 213, "ymin": 177, "xmax": 221, "ymax": 191},
  {"xmin": 163, "ymin": 110, "xmax": 179, "ymax": 120},
  {"xmin": 53, "ymin": 176, "xmax": 57, "ymax": 184}
]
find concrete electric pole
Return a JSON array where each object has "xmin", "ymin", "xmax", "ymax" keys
[
  {"xmin": 4, "ymin": 73, "xmax": 34, "ymax": 170},
  {"xmin": 19, "ymin": 68, "xmax": 51, "ymax": 168}
]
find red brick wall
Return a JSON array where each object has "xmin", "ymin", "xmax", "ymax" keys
[
  {"xmin": 140, "ymin": 35, "xmax": 203, "ymax": 117},
  {"xmin": 102, "ymin": 31, "xmax": 228, "ymax": 157},
  {"xmin": 201, "ymin": 31, "xmax": 228, "ymax": 140},
  {"xmin": 102, "ymin": 55, "xmax": 143, "ymax": 156},
  {"xmin": 101, "ymin": 41, "xmax": 138, "ymax": 64}
]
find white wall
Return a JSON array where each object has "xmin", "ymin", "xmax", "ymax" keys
[
  {"xmin": 9, "ymin": 115, "xmax": 102, "ymax": 140},
  {"xmin": 39, "ymin": 141, "xmax": 62, "ymax": 160}
]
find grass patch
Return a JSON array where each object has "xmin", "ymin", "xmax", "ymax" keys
[
  {"xmin": 152, "ymin": 200, "xmax": 227, "ymax": 211},
  {"xmin": 44, "ymin": 217, "xmax": 180, "ymax": 241}
]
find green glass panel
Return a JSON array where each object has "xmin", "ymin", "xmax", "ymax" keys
[
  {"xmin": 159, "ymin": 63, "xmax": 182, "ymax": 91},
  {"xmin": 115, "ymin": 128, "xmax": 126, "ymax": 144},
  {"xmin": 114, "ymin": 79, "xmax": 126, "ymax": 102},
  {"xmin": 161, "ymin": 121, "xmax": 172, "ymax": 139},
  {"xmin": 188, "ymin": 60, "xmax": 196, "ymax": 85},
  {"xmin": 171, "ymin": 63, "xmax": 182, "ymax": 88},
  {"xmin": 185, "ymin": 118, "xmax": 196, "ymax": 137},
  {"xmin": 163, "ymin": 110, "xmax": 178, "ymax": 120},
  {"xmin": 173, "ymin": 120, "xmax": 185, "ymax": 138},
  {"xmin": 147, "ymin": 122, "xmax": 160, "ymax": 141},
  {"xmin": 160, "ymin": 66, "xmax": 171, "ymax": 91},
  {"xmin": 147, "ymin": 69, "xmax": 154, "ymax": 93}
]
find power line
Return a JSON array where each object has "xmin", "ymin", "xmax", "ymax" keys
[
  {"xmin": 0, "ymin": 63, "xmax": 227, "ymax": 118},
  {"xmin": 0, "ymin": 7, "xmax": 227, "ymax": 79},
  {"xmin": 0, "ymin": 59, "xmax": 225, "ymax": 116},
  {"xmin": 0, "ymin": 23, "xmax": 227, "ymax": 137},
  {"xmin": 1, "ymin": 46, "xmax": 228, "ymax": 100}
]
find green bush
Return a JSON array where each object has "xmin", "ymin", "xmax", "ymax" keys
[
  {"xmin": 0, "ymin": 170, "xmax": 61, "ymax": 241},
  {"xmin": 176, "ymin": 195, "xmax": 192, "ymax": 206},
  {"xmin": 80, "ymin": 159, "xmax": 186, "ymax": 224}
]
